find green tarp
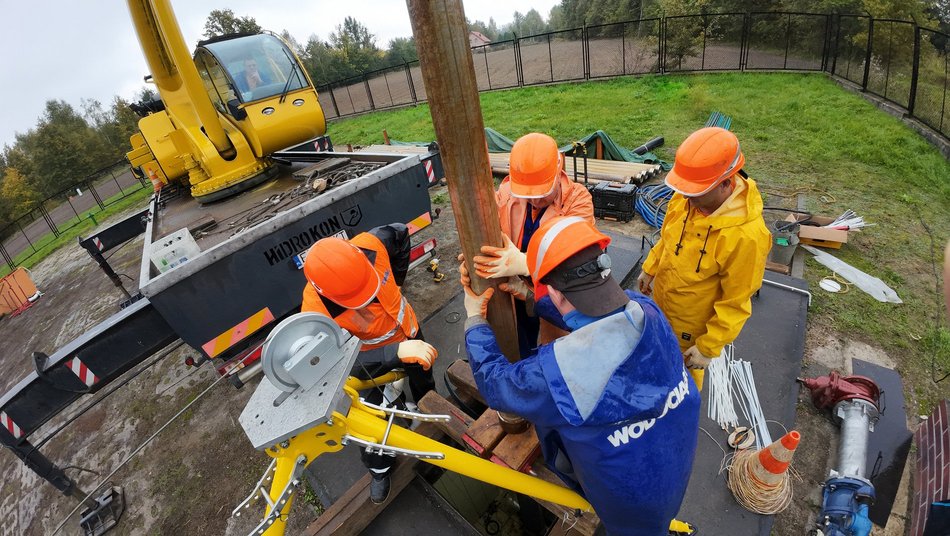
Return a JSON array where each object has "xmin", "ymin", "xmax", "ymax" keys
[{"xmin": 392, "ymin": 128, "xmax": 671, "ymax": 170}]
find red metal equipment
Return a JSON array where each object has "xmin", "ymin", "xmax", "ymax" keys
[{"xmin": 798, "ymin": 371, "xmax": 880, "ymax": 410}]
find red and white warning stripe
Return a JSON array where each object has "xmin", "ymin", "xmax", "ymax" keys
[
  {"xmin": 423, "ymin": 160, "xmax": 436, "ymax": 185},
  {"xmin": 93, "ymin": 237, "xmax": 104, "ymax": 251},
  {"xmin": 68, "ymin": 357, "xmax": 99, "ymax": 387},
  {"xmin": 0, "ymin": 411, "xmax": 23, "ymax": 439}
]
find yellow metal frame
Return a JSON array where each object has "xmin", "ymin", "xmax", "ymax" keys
[{"xmin": 252, "ymin": 373, "xmax": 592, "ymax": 536}]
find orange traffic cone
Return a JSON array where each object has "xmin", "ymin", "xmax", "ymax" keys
[
  {"xmin": 750, "ymin": 430, "xmax": 800, "ymax": 487},
  {"xmin": 728, "ymin": 430, "xmax": 800, "ymax": 514},
  {"xmin": 147, "ymin": 167, "xmax": 163, "ymax": 192}
]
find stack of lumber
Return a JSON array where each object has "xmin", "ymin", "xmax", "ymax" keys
[{"xmin": 487, "ymin": 152, "xmax": 661, "ymax": 185}]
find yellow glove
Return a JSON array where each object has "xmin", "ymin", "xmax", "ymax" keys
[
  {"xmin": 637, "ymin": 271, "xmax": 654, "ymax": 296},
  {"xmin": 498, "ymin": 277, "xmax": 532, "ymax": 302},
  {"xmin": 473, "ymin": 234, "xmax": 529, "ymax": 279},
  {"xmin": 397, "ymin": 340, "xmax": 438, "ymax": 371},
  {"xmin": 463, "ymin": 283, "xmax": 495, "ymax": 319},
  {"xmin": 683, "ymin": 345, "xmax": 714, "ymax": 370}
]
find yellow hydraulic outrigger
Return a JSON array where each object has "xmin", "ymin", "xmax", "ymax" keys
[
  {"xmin": 124, "ymin": 0, "xmax": 326, "ymax": 203},
  {"xmin": 234, "ymin": 313, "xmax": 593, "ymax": 536}
]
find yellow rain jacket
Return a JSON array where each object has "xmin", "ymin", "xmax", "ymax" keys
[{"xmin": 642, "ymin": 177, "xmax": 771, "ymax": 387}]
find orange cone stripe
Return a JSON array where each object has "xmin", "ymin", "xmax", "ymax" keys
[
  {"xmin": 757, "ymin": 447, "xmax": 791, "ymax": 474},
  {"xmin": 202, "ymin": 308, "xmax": 275, "ymax": 358}
]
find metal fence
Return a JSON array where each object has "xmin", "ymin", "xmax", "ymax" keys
[
  {"xmin": 0, "ymin": 161, "xmax": 148, "ymax": 271},
  {"xmin": 314, "ymin": 11, "xmax": 950, "ymax": 143}
]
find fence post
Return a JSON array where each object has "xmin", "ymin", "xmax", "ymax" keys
[
  {"xmin": 16, "ymin": 220, "xmax": 36, "ymax": 254},
  {"xmin": 908, "ymin": 25, "xmax": 921, "ymax": 115},
  {"xmin": 830, "ymin": 13, "xmax": 842, "ymax": 75},
  {"xmin": 659, "ymin": 16, "xmax": 665, "ymax": 73},
  {"xmin": 88, "ymin": 180, "xmax": 105, "ymax": 210},
  {"xmin": 862, "ymin": 17, "xmax": 874, "ymax": 91},
  {"xmin": 363, "ymin": 74, "xmax": 376, "ymax": 111},
  {"xmin": 820, "ymin": 14, "xmax": 832, "ymax": 72},
  {"xmin": 514, "ymin": 34, "xmax": 524, "ymax": 87},
  {"xmin": 40, "ymin": 206, "xmax": 59, "ymax": 237},
  {"xmin": 406, "ymin": 62, "xmax": 418, "ymax": 102},
  {"xmin": 483, "ymin": 49, "xmax": 493, "ymax": 89},
  {"xmin": 327, "ymin": 84, "xmax": 341, "ymax": 117},
  {"xmin": 583, "ymin": 25, "xmax": 590, "ymax": 80},
  {"xmin": 547, "ymin": 33, "xmax": 554, "ymax": 83},
  {"xmin": 0, "ymin": 241, "xmax": 14, "ymax": 270}
]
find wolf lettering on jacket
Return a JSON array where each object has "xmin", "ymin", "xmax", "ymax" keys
[{"xmin": 607, "ymin": 368, "xmax": 691, "ymax": 447}]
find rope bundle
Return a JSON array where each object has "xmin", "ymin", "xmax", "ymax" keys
[{"xmin": 726, "ymin": 449, "xmax": 795, "ymax": 514}]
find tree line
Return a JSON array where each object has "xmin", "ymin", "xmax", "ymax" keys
[{"xmin": 0, "ymin": 1, "xmax": 943, "ymax": 234}]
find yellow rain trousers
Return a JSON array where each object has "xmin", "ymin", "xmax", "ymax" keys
[{"xmin": 642, "ymin": 177, "xmax": 772, "ymax": 388}]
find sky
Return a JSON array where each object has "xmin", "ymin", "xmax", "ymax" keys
[{"xmin": 0, "ymin": 0, "xmax": 559, "ymax": 150}]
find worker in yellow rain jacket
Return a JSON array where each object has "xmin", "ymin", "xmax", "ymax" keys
[{"xmin": 638, "ymin": 127, "xmax": 771, "ymax": 389}]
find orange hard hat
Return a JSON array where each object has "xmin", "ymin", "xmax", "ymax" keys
[
  {"xmin": 665, "ymin": 127, "xmax": 745, "ymax": 197},
  {"xmin": 303, "ymin": 237, "xmax": 380, "ymax": 309},
  {"xmin": 509, "ymin": 133, "xmax": 563, "ymax": 198},
  {"xmin": 526, "ymin": 216, "xmax": 611, "ymax": 283}
]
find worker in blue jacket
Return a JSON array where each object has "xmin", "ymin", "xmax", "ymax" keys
[{"xmin": 461, "ymin": 216, "xmax": 701, "ymax": 536}]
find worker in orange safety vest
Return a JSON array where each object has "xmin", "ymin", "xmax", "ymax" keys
[
  {"xmin": 472, "ymin": 132, "xmax": 594, "ymax": 357},
  {"xmin": 301, "ymin": 223, "xmax": 437, "ymax": 504}
]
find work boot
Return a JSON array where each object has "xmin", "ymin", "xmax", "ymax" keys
[
  {"xmin": 370, "ymin": 471, "xmax": 391, "ymax": 505},
  {"xmin": 668, "ymin": 519, "xmax": 697, "ymax": 535}
]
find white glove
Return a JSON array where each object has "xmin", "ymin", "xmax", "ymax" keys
[
  {"xmin": 397, "ymin": 340, "xmax": 438, "ymax": 371},
  {"xmin": 473, "ymin": 234, "xmax": 529, "ymax": 279},
  {"xmin": 637, "ymin": 271, "xmax": 655, "ymax": 296},
  {"xmin": 498, "ymin": 277, "xmax": 532, "ymax": 301},
  {"xmin": 683, "ymin": 345, "xmax": 714, "ymax": 370},
  {"xmin": 463, "ymin": 283, "xmax": 495, "ymax": 319}
]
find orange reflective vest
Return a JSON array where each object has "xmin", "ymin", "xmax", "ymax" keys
[
  {"xmin": 301, "ymin": 232, "xmax": 419, "ymax": 350},
  {"xmin": 496, "ymin": 170, "xmax": 595, "ymax": 250}
]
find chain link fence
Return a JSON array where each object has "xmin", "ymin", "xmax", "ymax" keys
[
  {"xmin": 313, "ymin": 10, "xmax": 950, "ymax": 147},
  {"xmin": 0, "ymin": 162, "xmax": 147, "ymax": 271}
]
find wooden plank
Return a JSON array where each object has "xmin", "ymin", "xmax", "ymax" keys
[
  {"xmin": 302, "ymin": 421, "xmax": 438, "ymax": 536},
  {"xmin": 446, "ymin": 359, "xmax": 486, "ymax": 405},
  {"xmin": 417, "ymin": 390, "xmax": 474, "ymax": 444},
  {"xmin": 463, "ymin": 409, "xmax": 505, "ymax": 457},
  {"xmin": 490, "ymin": 423, "xmax": 541, "ymax": 473},
  {"xmin": 357, "ymin": 144, "xmax": 430, "ymax": 155},
  {"xmin": 765, "ymin": 260, "xmax": 791, "ymax": 275},
  {"xmin": 532, "ymin": 464, "xmax": 602, "ymax": 536}
]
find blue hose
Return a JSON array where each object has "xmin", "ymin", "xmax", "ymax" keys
[{"xmin": 635, "ymin": 184, "xmax": 674, "ymax": 228}]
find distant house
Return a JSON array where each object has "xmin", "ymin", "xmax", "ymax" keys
[{"xmin": 469, "ymin": 31, "xmax": 491, "ymax": 48}]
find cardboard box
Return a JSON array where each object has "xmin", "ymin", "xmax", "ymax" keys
[{"xmin": 784, "ymin": 214, "xmax": 848, "ymax": 249}]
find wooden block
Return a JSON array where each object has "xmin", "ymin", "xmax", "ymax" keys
[
  {"xmin": 302, "ymin": 421, "xmax": 437, "ymax": 536},
  {"xmin": 462, "ymin": 409, "xmax": 505, "ymax": 457},
  {"xmin": 765, "ymin": 260, "xmax": 791, "ymax": 275},
  {"xmin": 446, "ymin": 360, "xmax": 485, "ymax": 405},
  {"xmin": 532, "ymin": 463, "xmax": 602, "ymax": 536},
  {"xmin": 490, "ymin": 423, "xmax": 541, "ymax": 473},
  {"xmin": 417, "ymin": 391, "xmax": 473, "ymax": 446}
]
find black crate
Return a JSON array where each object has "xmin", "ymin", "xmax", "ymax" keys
[
  {"xmin": 592, "ymin": 182, "xmax": 637, "ymax": 212},
  {"xmin": 595, "ymin": 207, "xmax": 636, "ymax": 222}
]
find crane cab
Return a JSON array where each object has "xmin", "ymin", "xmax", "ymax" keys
[{"xmin": 195, "ymin": 33, "xmax": 326, "ymax": 157}]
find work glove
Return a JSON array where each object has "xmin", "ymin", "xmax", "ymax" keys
[
  {"xmin": 458, "ymin": 253, "xmax": 471, "ymax": 288},
  {"xmin": 473, "ymin": 234, "xmax": 529, "ymax": 279},
  {"xmin": 683, "ymin": 345, "xmax": 714, "ymax": 370},
  {"xmin": 637, "ymin": 271, "xmax": 655, "ymax": 296},
  {"xmin": 396, "ymin": 340, "xmax": 438, "ymax": 371},
  {"xmin": 498, "ymin": 277, "xmax": 532, "ymax": 302},
  {"xmin": 463, "ymin": 282, "xmax": 495, "ymax": 319}
]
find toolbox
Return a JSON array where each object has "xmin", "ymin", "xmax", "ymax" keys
[{"xmin": 592, "ymin": 182, "xmax": 637, "ymax": 222}]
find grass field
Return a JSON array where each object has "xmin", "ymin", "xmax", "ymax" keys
[{"xmin": 330, "ymin": 72, "xmax": 950, "ymax": 409}]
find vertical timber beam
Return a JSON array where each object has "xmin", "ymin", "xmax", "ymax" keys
[{"xmin": 406, "ymin": 0, "xmax": 520, "ymax": 363}]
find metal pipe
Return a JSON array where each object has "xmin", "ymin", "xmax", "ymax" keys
[{"xmin": 833, "ymin": 399, "xmax": 877, "ymax": 479}]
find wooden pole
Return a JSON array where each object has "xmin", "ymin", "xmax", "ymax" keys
[{"xmin": 406, "ymin": 0, "xmax": 523, "ymax": 394}]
